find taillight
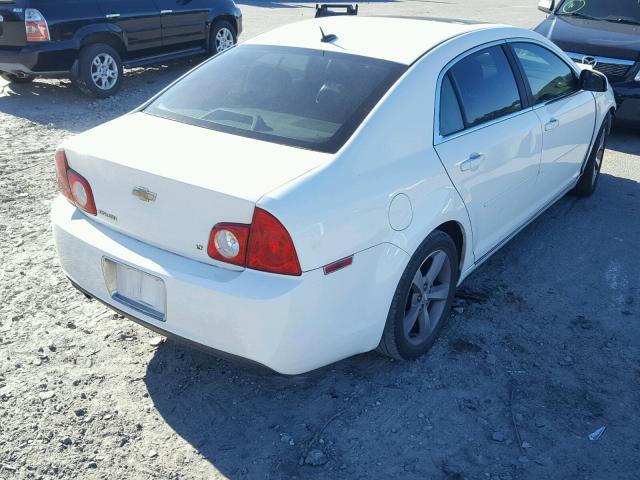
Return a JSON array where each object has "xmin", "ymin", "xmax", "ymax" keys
[
  {"xmin": 25, "ymin": 9, "xmax": 50, "ymax": 42},
  {"xmin": 207, "ymin": 223, "xmax": 249, "ymax": 266},
  {"xmin": 207, "ymin": 208, "xmax": 301, "ymax": 276},
  {"xmin": 55, "ymin": 149, "xmax": 72, "ymax": 202},
  {"xmin": 67, "ymin": 170, "xmax": 97, "ymax": 215},
  {"xmin": 247, "ymin": 208, "xmax": 301, "ymax": 276},
  {"xmin": 54, "ymin": 149, "xmax": 97, "ymax": 216}
]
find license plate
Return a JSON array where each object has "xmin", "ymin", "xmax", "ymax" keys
[{"xmin": 102, "ymin": 258, "xmax": 166, "ymax": 321}]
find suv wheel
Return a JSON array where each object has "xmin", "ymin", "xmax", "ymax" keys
[
  {"xmin": 1, "ymin": 73, "xmax": 35, "ymax": 84},
  {"xmin": 210, "ymin": 20, "xmax": 236, "ymax": 55},
  {"xmin": 75, "ymin": 43, "xmax": 123, "ymax": 98}
]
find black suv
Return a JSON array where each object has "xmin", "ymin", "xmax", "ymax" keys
[
  {"xmin": 0, "ymin": 0, "xmax": 242, "ymax": 97},
  {"xmin": 535, "ymin": 0, "xmax": 640, "ymax": 125}
]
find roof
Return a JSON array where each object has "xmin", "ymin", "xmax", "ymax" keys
[{"xmin": 246, "ymin": 16, "xmax": 495, "ymax": 65}]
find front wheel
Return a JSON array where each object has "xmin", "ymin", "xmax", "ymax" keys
[
  {"xmin": 1, "ymin": 72, "xmax": 35, "ymax": 84},
  {"xmin": 74, "ymin": 43, "xmax": 123, "ymax": 98},
  {"xmin": 210, "ymin": 20, "xmax": 236, "ymax": 55},
  {"xmin": 377, "ymin": 231, "xmax": 459, "ymax": 361},
  {"xmin": 572, "ymin": 113, "xmax": 611, "ymax": 197}
]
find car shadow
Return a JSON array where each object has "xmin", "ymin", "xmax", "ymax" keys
[
  {"xmin": 0, "ymin": 61, "xmax": 196, "ymax": 132},
  {"xmin": 608, "ymin": 126, "xmax": 640, "ymax": 156},
  {"xmin": 143, "ymin": 172, "xmax": 640, "ymax": 479}
]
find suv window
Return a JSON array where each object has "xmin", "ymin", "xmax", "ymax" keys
[
  {"xmin": 144, "ymin": 45, "xmax": 406, "ymax": 153},
  {"xmin": 446, "ymin": 46, "xmax": 522, "ymax": 130},
  {"xmin": 512, "ymin": 42, "xmax": 578, "ymax": 104}
]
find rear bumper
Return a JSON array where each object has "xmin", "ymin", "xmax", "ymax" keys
[
  {"xmin": 0, "ymin": 41, "xmax": 77, "ymax": 76},
  {"xmin": 51, "ymin": 197, "xmax": 407, "ymax": 374}
]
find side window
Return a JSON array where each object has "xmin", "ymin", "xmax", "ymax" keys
[
  {"xmin": 448, "ymin": 46, "xmax": 522, "ymax": 130},
  {"xmin": 512, "ymin": 42, "xmax": 578, "ymax": 104},
  {"xmin": 439, "ymin": 74, "xmax": 464, "ymax": 136}
]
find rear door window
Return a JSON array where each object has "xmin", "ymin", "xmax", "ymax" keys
[
  {"xmin": 447, "ymin": 46, "xmax": 523, "ymax": 130},
  {"xmin": 511, "ymin": 42, "xmax": 579, "ymax": 104}
]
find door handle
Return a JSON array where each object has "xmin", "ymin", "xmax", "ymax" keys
[
  {"xmin": 460, "ymin": 153, "xmax": 484, "ymax": 172},
  {"xmin": 161, "ymin": 9, "xmax": 173, "ymax": 14},
  {"xmin": 545, "ymin": 118, "xmax": 560, "ymax": 131},
  {"xmin": 105, "ymin": 13, "xmax": 120, "ymax": 19}
]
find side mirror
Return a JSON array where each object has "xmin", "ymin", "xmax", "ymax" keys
[
  {"xmin": 538, "ymin": 0, "xmax": 555, "ymax": 13},
  {"xmin": 580, "ymin": 69, "xmax": 608, "ymax": 92}
]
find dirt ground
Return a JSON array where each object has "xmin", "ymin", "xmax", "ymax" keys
[{"xmin": 1, "ymin": 1, "xmax": 639, "ymax": 479}]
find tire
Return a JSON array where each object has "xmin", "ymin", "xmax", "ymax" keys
[
  {"xmin": 377, "ymin": 230, "xmax": 459, "ymax": 361},
  {"xmin": 74, "ymin": 43, "xmax": 123, "ymax": 98},
  {"xmin": 209, "ymin": 20, "xmax": 236, "ymax": 55},
  {"xmin": 1, "ymin": 72, "xmax": 35, "ymax": 84},
  {"xmin": 572, "ymin": 113, "xmax": 611, "ymax": 197}
]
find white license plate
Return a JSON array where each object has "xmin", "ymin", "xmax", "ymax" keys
[{"xmin": 102, "ymin": 258, "xmax": 166, "ymax": 321}]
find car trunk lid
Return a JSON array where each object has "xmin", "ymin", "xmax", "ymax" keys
[
  {"xmin": 62, "ymin": 112, "xmax": 329, "ymax": 268},
  {"xmin": 0, "ymin": 0, "xmax": 27, "ymax": 48}
]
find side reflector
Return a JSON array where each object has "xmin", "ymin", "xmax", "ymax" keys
[{"xmin": 323, "ymin": 256, "xmax": 353, "ymax": 275}]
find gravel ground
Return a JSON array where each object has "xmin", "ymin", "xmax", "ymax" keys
[{"xmin": 1, "ymin": 1, "xmax": 639, "ymax": 479}]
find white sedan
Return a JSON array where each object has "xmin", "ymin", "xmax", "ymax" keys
[{"xmin": 51, "ymin": 16, "xmax": 616, "ymax": 374}]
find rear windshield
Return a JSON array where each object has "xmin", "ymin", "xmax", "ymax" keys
[{"xmin": 144, "ymin": 45, "xmax": 406, "ymax": 153}]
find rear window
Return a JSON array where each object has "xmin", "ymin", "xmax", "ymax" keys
[{"xmin": 144, "ymin": 45, "xmax": 406, "ymax": 153}]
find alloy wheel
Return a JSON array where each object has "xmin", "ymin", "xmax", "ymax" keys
[
  {"xmin": 403, "ymin": 250, "xmax": 452, "ymax": 345},
  {"xmin": 90, "ymin": 53, "xmax": 118, "ymax": 91},
  {"xmin": 215, "ymin": 28, "xmax": 235, "ymax": 53}
]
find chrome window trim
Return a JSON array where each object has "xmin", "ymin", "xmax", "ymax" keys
[
  {"xmin": 565, "ymin": 51, "xmax": 635, "ymax": 67},
  {"xmin": 434, "ymin": 39, "xmax": 526, "ymax": 146}
]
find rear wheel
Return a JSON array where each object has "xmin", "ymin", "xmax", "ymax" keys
[
  {"xmin": 74, "ymin": 43, "xmax": 123, "ymax": 98},
  {"xmin": 572, "ymin": 113, "xmax": 611, "ymax": 197},
  {"xmin": 377, "ymin": 231, "xmax": 459, "ymax": 360},
  {"xmin": 210, "ymin": 20, "xmax": 236, "ymax": 55},
  {"xmin": 1, "ymin": 72, "xmax": 35, "ymax": 84}
]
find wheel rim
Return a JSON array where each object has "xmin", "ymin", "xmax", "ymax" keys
[
  {"xmin": 592, "ymin": 121, "xmax": 607, "ymax": 186},
  {"xmin": 90, "ymin": 53, "xmax": 118, "ymax": 91},
  {"xmin": 215, "ymin": 28, "xmax": 234, "ymax": 53},
  {"xmin": 403, "ymin": 250, "xmax": 452, "ymax": 346}
]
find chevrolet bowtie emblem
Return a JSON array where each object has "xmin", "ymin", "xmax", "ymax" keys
[{"xmin": 132, "ymin": 186, "xmax": 157, "ymax": 202}]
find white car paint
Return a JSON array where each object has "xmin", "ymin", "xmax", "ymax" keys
[{"xmin": 51, "ymin": 17, "xmax": 616, "ymax": 374}]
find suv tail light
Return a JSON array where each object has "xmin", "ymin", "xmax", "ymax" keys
[
  {"xmin": 25, "ymin": 9, "xmax": 50, "ymax": 42},
  {"xmin": 208, "ymin": 208, "xmax": 301, "ymax": 276},
  {"xmin": 54, "ymin": 149, "xmax": 97, "ymax": 216}
]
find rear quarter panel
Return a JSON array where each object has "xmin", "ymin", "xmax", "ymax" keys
[{"xmin": 257, "ymin": 39, "xmax": 479, "ymax": 276}]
